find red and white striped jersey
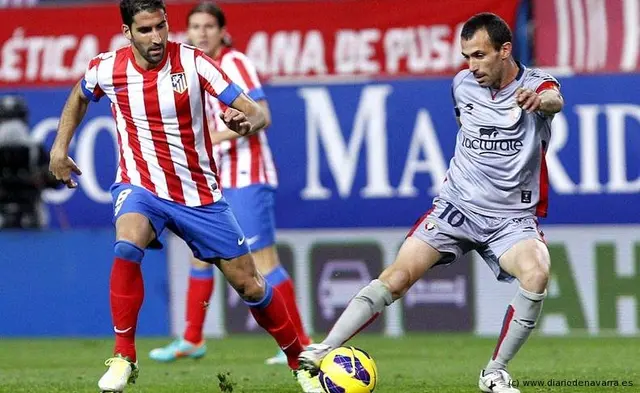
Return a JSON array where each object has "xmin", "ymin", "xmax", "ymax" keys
[
  {"xmin": 206, "ymin": 47, "xmax": 278, "ymax": 189},
  {"xmin": 81, "ymin": 41, "xmax": 244, "ymax": 206}
]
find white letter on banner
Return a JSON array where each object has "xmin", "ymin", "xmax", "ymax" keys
[
  {"xmin": 545, "ymin": 112, "xmax": 577, "ymax": 194},
  {"xmin": 397, "ymin": 109, "xmax": 447, "ymax": 197},
  {"xmin": 575, "ymin": 105, "xmax": 602, "ymax": 193},
  {"xmin": 605, "ymin": 104, "xmax": 640, "ymax": 192},
  {"xmin": 77, "ymin": 117, "xmax": 118, "ymax": 203},
  {"xmin": 299, "ymin": 85, "xmax": 393, "ymax": 199}
]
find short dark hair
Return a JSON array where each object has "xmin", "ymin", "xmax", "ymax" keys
[
  {"xmin": 187, "ymin": 2, "xmax": 226, "ymax": 29},
  {"xmin": 461, "ymin": 13, "xmax": 512, "ymax": 51},
  {"xmin": 120, "ymin": 0, "xmax": 166, "ymax": 27}
]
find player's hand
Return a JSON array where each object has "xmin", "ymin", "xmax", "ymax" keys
[
  {"xmin": 219, "ymin": 108, "xmax": 251, "ymax": 136},
  {"xmin": 49, "ymin": 150, "xmax": 82, "ymax": 188},
  {"xmin": 515, "ymin": 87, "xmax": 542, "ymax": 113}
]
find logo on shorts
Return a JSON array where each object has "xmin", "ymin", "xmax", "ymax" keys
[
  {"xmin": 237, "ymin": 236, "xmax": 246, "ymax": 245},
  {"xmin": 246, "ymin": 235, "xmax": 260, "ymax": 246},
  {"xmin": 171, "ymin": 72, "xmax": 188, "ymax": 94},
  {"xmin": 425, "ymin": 220, "xmax": 437, "ymax": 231},
  {"xmin": 114, "ymin": 189, "xmax": 132, "ymax": 216}
]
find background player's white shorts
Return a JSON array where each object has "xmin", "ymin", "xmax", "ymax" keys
[{"xmin": 407, "ymin": 197, "xmax": 546, "ymax": 282}]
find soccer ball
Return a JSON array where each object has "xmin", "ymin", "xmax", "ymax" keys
[{"xmin": 318, "ymin": 346, "xmax": 378, "ymax": 393}]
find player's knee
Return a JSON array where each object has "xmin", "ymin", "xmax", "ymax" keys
[
  {"xmin": 379, "ymin": 268, "xmax": 412, "ymax": 300},
  {"xmin": 234, "ymin": 275, "xmax": 266, "ymax": 303},
  {"xmin": 114, "ymin": 240, "xmax": 144, "ymax": 263},
  {"xmin": 519, "ymin": 259, "xmax": 549, "ymax": 292}
]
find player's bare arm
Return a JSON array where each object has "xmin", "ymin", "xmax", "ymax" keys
[
  {"xmin": 515, "ymin": 86, "xmax": 563, "ymax": 115},
  {"xmin": 49, "ymin": 80, "xmax": 88, "ymax": 188},
  {"xmin": 211, "ymin": 100, "xmax": 271, "ymax": 145},
  {"xmin": 537, "ymin": 88, "xmax": 564, "ymax": 114},
  {"xmin": 219, "ymin": 93, "xmax": 267, "ymax": 136}
]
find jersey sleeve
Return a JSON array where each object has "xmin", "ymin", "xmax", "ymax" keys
[
  {"xmin": 220, "ymin": 52, "xmax": 266, "ymax": 102},
  {"xmin": 451, "ymin": 70, "xmax": 469, "ymax": 118},
  {"xmin": 524, "ymin": 68, "xmax": 560, "ymax": 94},
  {"xmin": 80, "ymin": 55, "xmax": 106, "ymax": 102},
  {"xmin": 451, "ymin": 85, "xmax": 460, "ymax": 117},
  {"xmin": 194, "ymin": 50, "xmax": 243, "ymax": 107}
]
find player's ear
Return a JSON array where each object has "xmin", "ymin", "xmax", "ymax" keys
[
  {"xmin": 500, "ymin": 41, "xmax": 512, "ymax": 60},
  {"xmin": 122, "ymin": 24, "xmax": 132, "ymax": 41}
]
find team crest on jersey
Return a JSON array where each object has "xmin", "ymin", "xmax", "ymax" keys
[
  {"xmin": 509, "ymin": 105, "xmax": 523, "ymax": 121},
  {"xmin": 171, "ymin": 72, "xmax": 188, "ymax": 94}
]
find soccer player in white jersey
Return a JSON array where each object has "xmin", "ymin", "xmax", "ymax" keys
[
  {"xmin": 298, "ymin": 13, "xmax": 564, "ymax": 393},
  {"xmin": 48, "ymin": 1, "xmax": 320, "ymax": 392},
  {"xmin": 148, "ymin": 2, "xmax": 313, "ymax": 368}
]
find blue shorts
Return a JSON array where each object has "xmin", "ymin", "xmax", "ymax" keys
[
  {"xmin": 223, "ymin": 184, "xmax": 276, "ymax": 252},
  {"xmin": 110, "ymin": 183, "xmax": 249, "ymax": 261}
]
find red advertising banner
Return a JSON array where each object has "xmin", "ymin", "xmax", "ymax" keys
[
  {"xmin": 534, "ymin": 0, "xmax": 639, "ymax": 73},
  {"xmin": 0, "ymin": 0, "xmax": 518, "ymax": 87}
]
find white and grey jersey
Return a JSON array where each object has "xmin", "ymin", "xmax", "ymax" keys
[{"xmin": 439, "ymin": 64, "xmax": 559, "ymax": 218}]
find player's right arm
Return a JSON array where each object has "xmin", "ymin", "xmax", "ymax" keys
[
  {"xmin": 50, "ymin": 55, "xmax": 105, "ymax": 188},
  {"xmin": 49, "ymin": 81, "xmax": 88, "ymax": 188}
]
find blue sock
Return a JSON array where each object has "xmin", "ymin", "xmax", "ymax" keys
[
  {"xmin": 190, "ymin": 265, "xmax": 214, "ymax": 279},
  {"xmin": 264, "ymin": 265, "xmax": 290, "ymax": 287},
  {"xmin": 244, "ymin": 282, "xmax": 274, "ymax": 310}
]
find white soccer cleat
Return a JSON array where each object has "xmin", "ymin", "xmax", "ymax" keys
[
  {"xmin": 98, "ymin": 356, "xmax": 139, "ymax": 392},
  {"xmin": 479, "ymin": 369, "xmax": 521, "ymax": 393},
  {"xmin": 298, "ymin": 343, "xmax": 333, "ymax": 374},
  {"xmin": 294, "ymin": 369, "xmax": 324, "ymax": 393}
]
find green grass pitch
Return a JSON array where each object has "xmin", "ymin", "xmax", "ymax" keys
[{"xmin": 1, "ymin": 333, "xmax": 638, "ymax": 392}]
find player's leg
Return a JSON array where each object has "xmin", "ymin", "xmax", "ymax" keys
[
  {"xmin": 228, "ymin": 185, "xmax": 311, "ymax": 363},
  {"xmin": 148, "ymin": 256, "xmax": 211, "ymax": 362},
  {"xmin": 253, "ymin": 244, "xmax": 312, "ymax": 365},
  {"xmin": 217, "ymin": 252, "xmax": 323, "ymax": 392},
  {"xmin": 298, "ymin": 237, "xmax": 440, "ymax": 371},
  {"xmin": 170, "ymin": 199, "xmax": 305, "ymax": 365},
  {"xmin": 299, "ymin": 199, "xmax": 471, "ymax": 373},
  {"xmin": 477, "ymin": 218, "xmax": 549, "ymax": 393},
  {"xmin": 100, "ymin": 185, "xmax": 168, "ymax": 392}
]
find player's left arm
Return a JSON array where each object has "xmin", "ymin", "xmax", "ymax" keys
[
  {"xmin": 220, "ymin": 94, "xmax": 267, "ymax": 137},
  {"xmin": 211, "ymin": 99, "xmax": 271, "ymax": 144},
  {"xmin": 195, "ymin": 50, "xmax": 266, "ymax": 136},
  {"xmin": 516, "ymin": 82, "xmax": 564, "ymax": 116},
  {"xmin": 537, "ymin": 87, "xmax": 564, "ymax": 115}
]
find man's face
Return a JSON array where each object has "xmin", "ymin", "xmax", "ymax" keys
[
  {"xmin": 461, "ymin": 29, "xmax": 508, "ymax": 88},
  {"xmin": 125, "ymin": 9, "xmax": 169, "ymax": 65},
  {"xmin": 187, "ymin": 12, "xmax": 224, "ymax": 56}
]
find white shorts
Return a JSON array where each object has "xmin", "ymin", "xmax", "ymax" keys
[{"xmin": 407, "ymin": 197, "xmax": 545, "ymax": 282}]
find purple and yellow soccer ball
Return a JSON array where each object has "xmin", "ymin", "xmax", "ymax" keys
[{"xmin": 318, "ymin": 346, "xmax": 378, "ymax": 393}]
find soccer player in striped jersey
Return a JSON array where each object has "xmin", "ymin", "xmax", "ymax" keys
[
  {"xmin": 48, "ymin": 1, "xmax": 320, "ymax": 392},
  {"xmin": 147, "ymin": 2, "xmax": 313, "ymax": 369}
]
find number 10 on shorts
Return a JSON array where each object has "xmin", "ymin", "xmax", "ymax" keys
[{"xmin": 438, "ymin": 202, "xmax": 466, "ymax": 227}]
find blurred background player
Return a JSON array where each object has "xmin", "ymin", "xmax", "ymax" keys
[
  {"xmin": 48, "ymin": 1, "xmax": 321, "ymax": 391},
  {"xmin": 299, "ymin": 13, "xmax": 563, "ymax": 393},
  {"xmin": 0, "ymin": 94, "xmax": 58, "ymax": 229},
  {"xmin": 149, "ymin": 1, "xmax": 312, "ymax": 366}
]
